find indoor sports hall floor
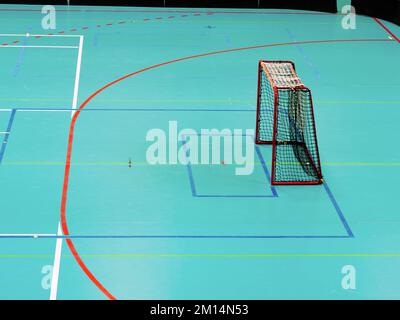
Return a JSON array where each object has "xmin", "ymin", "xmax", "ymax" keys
[{"xmin": 0, "ymin": 4, "xmax": 400, "ymax": 300}]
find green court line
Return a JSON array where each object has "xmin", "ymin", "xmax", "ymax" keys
[
  {"xmin": 0, "ymin": 98, "xmax": 252, "ymax": 103},
  {"xmin": 0, "ymin": 98, "xmax": 400, "ymax": 104},
  {"xmin": 2, "ymin": 19, "xmax": 345, "ymax": 25},
  {"xmin": 1, "ymin": 253, "xmax": 400, "ymax": 259},
  {"xmin": 319, "ymin": 100, "xmax": 400, "ymax": 105}
]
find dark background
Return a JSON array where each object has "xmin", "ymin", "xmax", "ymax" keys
[
  {"xmin": 0, "ymin": 0, "xmax": 338, "ymax": 12},
  {"xmin": 352, "ymin": 0, "xmax": 400, "ymax": 26},
  {"xmin": 1, "ymin": 1, "xmax": 400, "ymax": 26}
]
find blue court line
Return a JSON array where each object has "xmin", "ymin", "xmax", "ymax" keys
[
  {"xmin": 11, "ymin": 107, "xmax": 255, "ymax": 112},
  {"xmin": 181, "ymin": 136, "xmax": 277, "ymax": 198},
  {"xmin": 12, "ymin": 27, "xmax": 31, "ymax": 77},
  {"xmin": 0, "ymin": 107, "xmax": 352, "ymax": 239},
  {"xmin": 255, "ymin": 145, "xmax": 278, "ymax": 197},
  {"xmin": 185, "ymin": 159, "xmax": 197, "ymax": 196},
  {"xmin": 195, "ymin": 194, "xmax": 276, "ymax": 198},
  {"xmin": 285, "ymin": 28, "xmax": 321, "ymax": 80},
  {"xmin": 181, "ymin": 143, "xmax": 352, "ymax": 235},
  {"xmin": 93, "ymin": 33, "xmax": 99, "ymax": 47},
  {"xmin": 0, "ymin": 109, "xmax": 17, "ymax": 164},
  {"xmin": 253, "ymin": 135, "xmax": 352, "ymax": 237},
  {"xmin": 323, "ymin": 182, "xmax": 354, "ymax": 237},
  {"xmin": 186, "ymin": 161, "xmax": 277, "ymax": 198},
  {"xmin": 0, "ymin": 234, "xmax": 351, "ymax": 239}
]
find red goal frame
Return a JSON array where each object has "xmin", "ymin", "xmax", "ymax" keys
[{"xmin": 255, "ymin": 60, "xmax": 323, "ymax": 186}]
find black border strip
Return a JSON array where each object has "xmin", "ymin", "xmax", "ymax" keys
[{"xmin": 1, "ymin": 0, "xmax": 337, "ymax": 13}]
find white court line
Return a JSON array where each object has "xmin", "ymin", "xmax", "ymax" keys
[
  {"xmin": 50, "ymin": 36, "xmax": 83, "ymax": 299},
  {"xmin": 50, "ymin": 222, "xmax": 63, "ymax": 300},
  {"xmin": 0, "ymin": 35, "xmax": 79, "ymax": 299},
  {"xmin": 0, "ymin": 33, "xmax": 82, "ymax": 38},
  {"xmin": 71, "ymin": 36, "xmax": 84, "ymax": 118},
  {"xmin": 0, "ymin": 131, "xmax": 10, "ymax": 134},
  {"xmin": 0, "ymin": 45, "xmax": 79, "ymax": 49},
  {"xmin": 17, "ymin": 109, "xmax": 70, "ymax": 112},
  {"xmin": 0, "ymin": 233, "xmax": 56, "ymax": 237}
]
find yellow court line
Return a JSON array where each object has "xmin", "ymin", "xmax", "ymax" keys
[
  {"xmin": 3, "ymin": 161, "xmax": 400, "ymax": 167},
  {"xmin": 1, "ymin": 253, "xmax": 400, "ymax": 259},
  {"xmin": 318, "ymin": 100, "xmax": 400, "ymax": 105},
  {"xmin": 0, "ymin": 98, "xmax": 252, "ymax": 103},
  {"xmin": 1, "ymin": 98, "xmax": 400, "ymax": 104}
]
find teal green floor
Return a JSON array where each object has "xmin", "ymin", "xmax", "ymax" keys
[{"xmin": 1, "ymin": 4, "xmax": 400, "ymax": 299}]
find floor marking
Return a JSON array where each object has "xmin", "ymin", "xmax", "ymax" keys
[
  {"xmin": 0, "ymin": 45, "xmax": 79, "ymax": 49},
  {"xmin": 71, "ymin": 36, "xmax": 84, "ymax": 118},
  {"xmin": 12, "ymin": 27, "xmax": 30, "ymax": 77},
  {"xmin": 373, "ymin": 17, "xmax": 400, "ymax": 44},
  {"xmin": 3, "ymin": 161, "xmax": 400, "ymax": 167},
  {"xmin": 0, "ymin": 233, "xmax": 56, "ymax": 238},
  {"xmin": 15, "ymin": 107, "xmax": 253, "ymax": 112},
  {"xmin": 0, "ymin": 11, "xmax": 396, "ymax": 299},
  {"xmin": 0, "ymin": 33, "xmax": 82, "ymax": 38},
  {"xmin": 0, "ymin": 8, "xmax": 335, "ymax": 15},
  {"xmin": 50, "ymin": 223, "xmax": 63, "ymax": 300},
  {"xmin": 286, "ymin": 28, "xmax": 321, "ymax": 80},
  {"xmin": 3, "ymin": 40, "xmax": 387, "ymax": 50},
  {"xmin": 323, "ymin": 183, "xmax": 353, "ymax": 237},
  {"xmin": 181, "ymin": 137, "xmax": 277, "ymax": 198},
  {"xmin": 1, "ymin": 253, "xmax": 400, "ymax": 258},
  {"xmin": 255, "ymin": 146, "xmax": 278, "ymax": 197},
  {"xmin": 0, "ymin": 234, "xmax": 352, "ymax": 239},
  {"xmin": 0, "ymin": 109, "xmax": 16, "ymax": 164},
  {"xmin": 2, "ymin": 98, "xmax": 400, "ymax": 103},
  {"xmin": 59, "ymin": 37, "xmax": 387, "ymax": 300},
  {"xmin": 17, "ymin": 109, "xmax": 72, "ymax": 112},
  {"xmin": 72, "ymin": 253, "xmax": 400, "ymax": 258}
]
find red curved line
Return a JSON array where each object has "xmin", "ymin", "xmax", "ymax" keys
[
  {"xmin": 373, "ymin": 18, "xmax": 400, "ymax": 44},
  {"xmin": 0, "ymin": 8, "xmax": 332, "ymax": 15},
  {"xmin": 60, "ymin": 37, "xmax": 392, "ymax": 300}
]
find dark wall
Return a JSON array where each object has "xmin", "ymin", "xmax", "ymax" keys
[
  {"xmin": 259, "ymin": 0, "xmax": 336, "ymax": 12},
  {"xmin": 0, "ymin": 0, "xmax": 338, "ymax": 13},
  {"xmin": 352, "ymin": 0, "xmax": 400, "ymax": 26}
]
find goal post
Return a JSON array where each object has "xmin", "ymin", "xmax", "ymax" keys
[{"xmin": 255, "ymin": 60, "xmax": 323, "ymax": 185}]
